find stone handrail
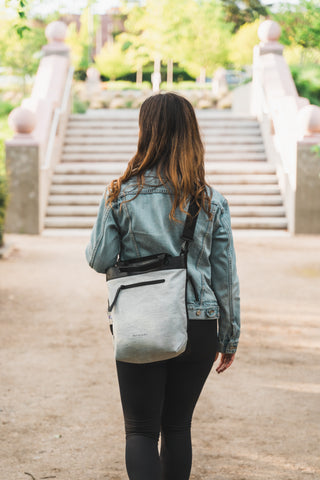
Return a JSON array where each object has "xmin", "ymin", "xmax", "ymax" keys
[
  {"xmin": 251, "ymin": 20, "xmax": 320, "ymax": 234},
  {"xmin": 42, "ymin": 64, "xmax": 74, "ymax": 171},
  {"xmin": 5, "ymin": 21, "xmax": 72, "ymax": 234}
]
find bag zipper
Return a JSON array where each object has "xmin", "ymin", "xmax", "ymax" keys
[{"xmin": 108, "ymin": 279, "xmax": 165, "ymax": 312}]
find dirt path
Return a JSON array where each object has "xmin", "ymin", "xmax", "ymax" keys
[{"xmin": 1, "ymin": 233, "xmax": 320, "ymax": 480}]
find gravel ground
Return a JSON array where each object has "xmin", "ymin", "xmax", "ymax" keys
[{"xmin": 1, "ymin": 233, "xmax": 320, "ymax": 480}]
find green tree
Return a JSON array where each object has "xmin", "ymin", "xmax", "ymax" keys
[
  {"xmin": 221, "ymin": 0, "xmax": 267, "ymax": 32},
  {"xmin": 0, "ymin": 16, "xmax": 46, "ymax": 92},
  {"xmin": 66, "ymin": 7, "xmax": 100, "ymax": 71},
  {"xmin": 123, "ymin": 0, "xmax": 232, "ymax": 81},
  {"xmin": 229, "ymin": 19, "xmax": 260, "ymax": 69},
  {"xmin": 94, "ymin": 41, "xmax": 134, "ymax": 80},
  {"xmin": 178, "ymin": 0, "xmax": 233, "ymax": 79},
  {"xmin": 273, "ymin": 0, "xmax": 320, "ymax": 51}
]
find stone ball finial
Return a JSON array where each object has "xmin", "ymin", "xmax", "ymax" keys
[
  {"xmin": 258, "ymin": 20, "xmax": 281, "ymax": 43},
  {"xmin": 45, "ymin": 21, "xmax": 68, "ymax": 43},
  {"xmin": 8, "ymin": 107, "xmax": 36, "ymax": 135},
  {"xmin": 86, "ymin": 67, "xmax": 101, "ymax": 82},
  {"xmin": 298, "ymin": 105, "xmax": 320, "ymax": 138}
]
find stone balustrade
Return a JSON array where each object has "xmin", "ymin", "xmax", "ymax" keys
[
  {"xmin": 251, "ymin": 20, "xmax": 320, "ymax": 234},
  {"xmin": 5, "ymin": 21, "xmax": 72, "ymax": 234}
]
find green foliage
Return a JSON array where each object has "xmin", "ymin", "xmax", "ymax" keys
[
  {"xmin": 0, "ymin": 113, "xmax": 12, "ymax": 248},
  {"xmin": 273, "ymin": 0, "xmax": 320, "ymax": 50},
  {"xmin": 4, "ymin": 0, "xmax": 31, "ymax": 37},
  {"xmin": 0, "ymin": 174, "xmax": 8, "ymax": 247},
  {"xmin": 221, "ymin": 0, "xmax": 267, "ymax": 32},
  {"xmin": 66, "ymin": 8, "xmax": 100, "ymax": 71},
  {"xmin": 122, "ymin": 0, "xmax": 232, "ymax": 80},
  {"xmin": 284, "ymin": 46, "xmax": 320, "ymax": 66},
  {"xmin": 0, "ymin": 114, "xmax": 13, "ymax": 177},
  {"xmin": 178, "ymin": 0, "xmax": 233, "ymax": 78},
  {"xmin": 291, "ymin": 65, "xmax": 320, "ymax": 106},
  {"xmin": 229, "ymin": 20, "xmax": 260, "ymax": 68},
  {"xmin": 0, "ymin": 16, "xmax": 46, "ymax": 84},
  {"xmin": 72, "ymin": 95, "xmax": 89, "ymax": 114},
  {"xmin": 94, "ymin": 41, "xmax": 134, "ymax": 81},
  {"xmin": 0, "ymin": 100, "xmax": 16, "ymax": 117},
  {"xmin": 111, "ymin": 64, "xmax": 194, "ymax": 83}
]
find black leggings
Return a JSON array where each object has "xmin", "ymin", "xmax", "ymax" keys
[{"xmin": 116, "ymin": 319, "xmax": 218, "ymax": 480}]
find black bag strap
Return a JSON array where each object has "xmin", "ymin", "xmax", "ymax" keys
[{"xmin": 180, "ymin": 197, "xmax": 200, "ymax": 254}]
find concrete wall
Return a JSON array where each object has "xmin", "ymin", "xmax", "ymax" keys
[{"xmin": 295, "ymin": 143, "xmax": 320, "ymax": 234}]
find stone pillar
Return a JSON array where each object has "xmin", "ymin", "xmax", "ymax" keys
[
  {"xmin": 42, "ymin": 21, "xmax": 70, "ymax": 58},
  {"xmin": 5, "ymin": 108, "xmax": 41, "ymax": 234},
  {"xmin": 257, "ymin": 20, "xmax": 284, "ymax": 56},
  {"xmin": 152, "ymin": 56, "xmax": 161, "ymax": 93},
  {"xmin": 251, "ymin": 20, "xmax": 284, "ymax": 118},
  {"xmin": 5, "ymin": 21, "xmax": 71, "ymax": 234},
  {"xmin": 295, "ymin": 105, "xmax": 320, "ymax": 234}
]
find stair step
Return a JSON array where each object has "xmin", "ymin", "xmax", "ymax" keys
[
  {"xmin": 45, "ymin": 217, "xmax": 97, "ymax": 228},
  {"xmin": 208, "ymin": 175, "xmax": 277, "ymax": 185},
  {"xmin": 44, "ymin": 215, "xmax": 287, "ymax": 230},
  {"xmin": 61, "ymin": 152, "xmax": 267, "ymax": 162},
  {"xmin": 44, "ymin": 111, "xmax": 287, "ymax": 233},
  {"xmin": 56, "ymin": 162, "xmax": 276, "ymax": 175},
  {"xmin": 231, "ymin": 217, "xmax": 287, "ymax": 229},
  {"xmin": 67, "ymin": 120, "xmax": 259, "ymax": 129},
  {"xmin": 48, "ymin": 193, "xmax": 284, "ymax": 207},
  {"xmin": 225, "ymin": 195, "xmax": 283, "ymax": 206},
  {"xmin": 63, "ymin": 145, "xmax": 136, "ymax": 154},
  {"xmin": 69, "ymin": 110, "xmax": 255, "ymax": 120},
  {"xmin": 50, "ymin": 184, "xmax": 281, "ymax": 196},
  {"xmin": 43, "ymin": 228, "xmax": 93, "ymax": 236},
  {"xmin": 66, "ymin": 127, "xmax": 260, "ymax": 137},
  {"xmin": 48, "ymin": 195, "xmax": 103, "ymax": 205},
  {"xmin": 51, "ymin": 185, "xmax": 107, "ymax": 195},
  {"xmin": 64, "ymin": 135, "xmax": 264, "ymax": 146},
  {"xmin": 46, "ymin": 205, "xmax": 286, "ymax": 218},
  {"xmin": 230, "ymin": 206, "xmax": 286, "ymax": 217},
  {"xmin": 52, "ymin": 173, "xmax": 278, "ymax": 186},
  {"xmin": 47, "ymin": 206, "xmax": 100, "ymax": 216},
  {"xmin": 62, "ymin": 144, "xmax": 265, "ymax": 154}
]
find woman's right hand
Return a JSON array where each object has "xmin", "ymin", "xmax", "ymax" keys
[{"xmin": 214, "ymin": 353, "xmax": 235, "ymax": 374}]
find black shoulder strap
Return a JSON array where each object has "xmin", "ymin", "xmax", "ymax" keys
[{"xmin": 180, "ymin": 197, "xmax": 200, "ymax": 254}]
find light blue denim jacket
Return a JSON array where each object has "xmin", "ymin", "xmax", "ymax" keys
[{"xmin": 86, "ymin": 172, "xmax": 240, "ymax": 354}]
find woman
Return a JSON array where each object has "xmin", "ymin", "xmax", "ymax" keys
[{"xmin": 86, "ymin": 92, "xmax": 240, "ymax": 480}]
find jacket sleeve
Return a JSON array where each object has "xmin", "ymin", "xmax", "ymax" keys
[
  {"xmin": 210, "ymin": 198, "xmax": 240, "ymax": 354},
  {"xmin": 85, "ymin": 191, "xmax": 120, "ymax": 273}
]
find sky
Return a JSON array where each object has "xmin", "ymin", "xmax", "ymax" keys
[{"xmin": 1, "ymin": 0, "xmax": 301, "ymax": 17}]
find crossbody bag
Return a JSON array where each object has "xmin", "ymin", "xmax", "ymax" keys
[{"xmin": 106, "ymin": 198, "xmax": 199, "ymax": 364}]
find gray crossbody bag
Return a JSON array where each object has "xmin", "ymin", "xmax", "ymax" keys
[{"xmin": 106, "ymin": 198, "xmax": 199, "ymax": 364}]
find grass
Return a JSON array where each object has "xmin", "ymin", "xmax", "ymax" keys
[
  {"xmin": 0, "ymin": 114, "xmax": 13, "ymax": 177},
  {"xmin": 0, "ymin": 114, "xmax": 12, "ymax": 247}
]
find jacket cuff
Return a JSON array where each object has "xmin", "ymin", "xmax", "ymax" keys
[{"xmin": 218, "ymin": 340, "xmax": 238, "ymax": 354}]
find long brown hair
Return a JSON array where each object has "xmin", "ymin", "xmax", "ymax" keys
[{"xmin": 107, "ymin": 92, "xmax": 212, "ymax": 221}]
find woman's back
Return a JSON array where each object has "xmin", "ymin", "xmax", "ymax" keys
[{"xmin": 86, "ymin": 92, "xmax": 240, "ymax": 480}]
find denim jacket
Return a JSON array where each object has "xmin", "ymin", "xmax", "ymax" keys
[{"xmin": 86, "ymin": 172, "xmax": 240, "ymax": 354}]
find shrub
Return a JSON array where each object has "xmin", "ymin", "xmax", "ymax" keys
[
  {"xmin": 0, "ymin": 100, "xmax": 15, "ymax": 116},
  {"xmin": 291, "ymin": 65, "xmax": 320, "ymax": 106},
  {"xmin": 0, "ymin": 174, "xmax": 8, "ymax": 247},
  {"xmin": 72, "ymin": 95, "xmax": 89, "ymax": 114}
]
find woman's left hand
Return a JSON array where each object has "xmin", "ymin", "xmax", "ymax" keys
[{"xmin": 215, "ymin": 353, "xmax": 235, "ymax": 374}]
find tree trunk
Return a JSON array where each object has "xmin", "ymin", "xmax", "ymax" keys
[
  {"xmin": 167, "ymin": 59, "xmax": 173, "ymax": 87},
  {"xmin": 136, "ymin": 67, "xmax": 143, "ymax": 85},
  {"xmin": 199, "ymin": 67, "xmax": 206, "ymax": 85}
]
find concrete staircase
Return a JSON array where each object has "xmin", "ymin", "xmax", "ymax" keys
[{"xmin": 44, "ymin": 109, "xmax": 288, "ymax": 234}]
